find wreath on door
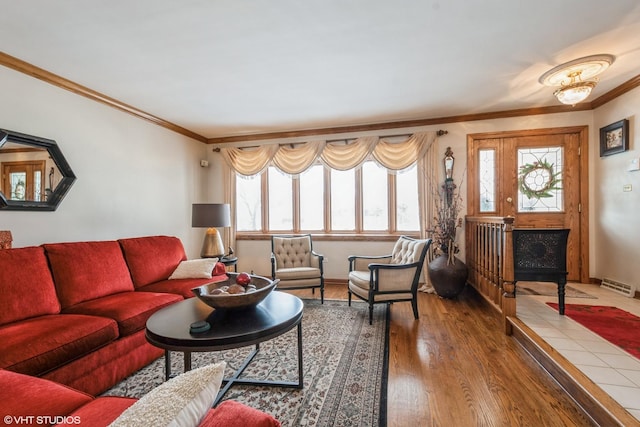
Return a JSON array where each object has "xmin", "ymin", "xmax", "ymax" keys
[{"xmin": 518, "ymin": 159, "xmax": 562, "ymax": 199}]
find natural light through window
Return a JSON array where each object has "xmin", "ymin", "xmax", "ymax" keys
[
  {"xmin": 268, "ymin": 168, "xmax": 293, "ymax": 230},
  {"xmin": 330, "ymin": 168, "xmax": 355, "ymax": 231},
  {"xmin": 362, "ymin": 162, "xmax": 388, "ymax": 230},
  {"xmin": 234, "ymin": 161, "xmax": 420, "ymax": 235},
  {"xmin": 236, "ymin": 175, "xmax": 261, "ymax": 231},
  {"xmin": 300, "ymin": 165, "xmax": 324, "ymax": 230},
  {"xmin": 396, "ymin": 166, "xmax": 419, "ymax": 230}
]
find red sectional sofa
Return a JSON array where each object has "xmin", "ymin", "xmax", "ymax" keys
[
  {"xmin": 0, "ymin": 369, "xmax": 280, "ymax": 427},
  {"xmin": 0, "ymin": 235, "xmax": 227, "ymax": 396}
]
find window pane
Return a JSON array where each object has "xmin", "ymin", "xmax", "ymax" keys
[
  {"xmin": 362, "ymin": 162, "xmax": 388, "ymax": 230},
  {"xmin": 268, "ymin": 168, "xmax": 293, "ymax": 230},
  {"xmin": 396, "ymin": 166, "xmax": 419, "ymax": 230},
  {"xmin": 479, "ymin": 149, "xmax": 496, "ymax": 212},
  {"xmin": 10, "ymin": 172, "xmax": 27, "ymax": 200},
  {"xmin": 331, "ymin": 168, "xmax": 355, "ymax": 230},
  {"xmin": 236, "ymin": 175, "xmax": 261, "ymax": 231},
  {"xmin": 300, "ymin": 165, "xmax": 324, "ymax": 230},
  {"xmin": 34, "ymin": 170, "xmax": 42, "ymax": 201},
  {"xmin": 518, "ymin": 146, "xmax": 563, "ymax": 212}
]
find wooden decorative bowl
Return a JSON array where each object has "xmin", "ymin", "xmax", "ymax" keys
[{"xmin": 192, "ymin": 272, "xmax": 278, "ymax": 310}]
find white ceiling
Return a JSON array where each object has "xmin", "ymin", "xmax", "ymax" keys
[{"xmin": 1, "ymin": 0, "xmax": 640, "ymax": 140}]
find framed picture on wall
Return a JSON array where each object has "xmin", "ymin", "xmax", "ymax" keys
[{"xmin": 600, "ymin": 119, "xmax": 629, "ymax": 157}]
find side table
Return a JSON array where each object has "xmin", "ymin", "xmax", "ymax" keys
[{"xmin": 220, "ymin": 255, "xmax": 238, "ymax": 272}]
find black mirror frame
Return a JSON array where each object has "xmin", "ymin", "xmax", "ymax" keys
[{"xmin": 0, "ymin": 129, "xmax": 76, "ymax": 211}]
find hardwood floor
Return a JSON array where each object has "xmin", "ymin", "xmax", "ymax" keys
[{"xmin": 287, "ymin": 283, "xmax": 595, "ymax": 426}]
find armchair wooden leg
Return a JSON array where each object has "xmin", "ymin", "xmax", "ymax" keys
[
  {"xmin": 369, "ymin": 304, "xmax": 373, "ymax": 325},
  {"xmin": 320, "ymin": 286, "xmax": 324, "ymax": 304},
  {"xmin": 348, "ymin": 291, "xmax": 352, "ymax": 306},
  {"xmin": 411, "ymin": 297, "xmax": 419, "ymax": 320}
]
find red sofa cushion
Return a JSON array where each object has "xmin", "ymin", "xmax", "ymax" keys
[
  {"xmin": 63, "ymin": 291, "xmax": 182, "ymax": 336},
  {"xmin": 44, "ymin": 241, "xmax": 135, "ymax": 308},
  {"xmin": 119, "ymin": 236, "xmax": 187, "ymax": 288},
  {"xmin": 0, "ymin": 246, "xmax": 61, "ymax": 326},
  {"xmin": 0, "ymin": 314, "xmax": 118, "ymax": 377},
  {"xmin": 0, "ymin": 369, "xmax": 93, "ymax": 423}
]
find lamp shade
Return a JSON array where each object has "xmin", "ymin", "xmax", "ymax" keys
[{"xmin": 192, "ymin": 204, "xmax": 231, "ymax": 228}]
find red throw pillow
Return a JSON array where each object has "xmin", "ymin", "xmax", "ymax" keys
[
  {"xmin": 213, "ymin": 262, "xmax": 227, "ymax": 276},
  {"xmin": 200, "ymin": 400, "xmax": 281, "ymax": 427}
]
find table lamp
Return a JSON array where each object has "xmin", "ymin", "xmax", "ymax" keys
[{"xmin": 192, "ymin": 203, "xmax": 230, "ymax": 258}]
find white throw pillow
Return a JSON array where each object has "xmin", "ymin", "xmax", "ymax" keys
[
  {"xmin": 108, "ymin": 361, "xmax": 226, "ymax": 427},
  {"xmin": 169, "ymin": 258, "xmax": 218, "ymax": 279}
]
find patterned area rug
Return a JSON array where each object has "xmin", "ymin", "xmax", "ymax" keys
[
  {"xmin": 547, "ymin": 303, "xmax": 640, "ymax": 359},
  {"xmin": 516, "ymin": 281, "xmax": 596, "ymax": 298},
  {"xmin": 103, "ymin": 299, "xmax": 389, "ymax": 426}
]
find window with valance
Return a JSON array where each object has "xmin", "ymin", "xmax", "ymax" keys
[
  {"xmin": 218, "ymin": 132, "xmax": 435, "ymax": 176},
  {"xmin": 216, "ymin": 131, "xmax": 440, "ymax": 240}
]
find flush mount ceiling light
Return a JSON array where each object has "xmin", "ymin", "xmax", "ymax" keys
[{"xmin": 539, "ymin": 54, "xmax": 615, "ymax": 106}]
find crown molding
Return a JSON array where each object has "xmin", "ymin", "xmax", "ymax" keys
[
  {"xmin": 2, "ymin": 51, "xmax": 638, "ymax": 145},
  {"xmin": 206, "ymin": 104, "xmax": 591, "ymax": 144},
  {"xmin": 0, "ymin": 52, "xmax": 208, "ymax": 143},
  {"xmin": 590, "ymin": 74, "xmax": 640, "ymax": 109}
]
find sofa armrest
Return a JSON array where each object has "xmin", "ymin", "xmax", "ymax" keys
[
  {"xmin": 0, "ymin": 369, "xmax": 93, "ymax": 422},
  {"xmin": 310, "ymin": 250, "xmax": 324, "ymax": 271},
  {"xmin": 270, "ymin": 253, "xmax": 276, "ymax": 279}
]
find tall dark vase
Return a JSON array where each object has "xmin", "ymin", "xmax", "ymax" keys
[{"xmin": 427, "ymin": 254, "xmax": 469, "ymax": 298}]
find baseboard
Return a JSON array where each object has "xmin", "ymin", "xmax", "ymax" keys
[
  {"xmin": 509, "ymin": 317, "xmax": 637, "ymax": 426},
  {"xmin": 325, "ymin": 278, "xmax": 348, "ymax": 286}
]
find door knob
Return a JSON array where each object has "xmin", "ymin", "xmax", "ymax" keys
[{"xmin": 506, "ymin": 197, "xmax": 513, "ymax": 203}]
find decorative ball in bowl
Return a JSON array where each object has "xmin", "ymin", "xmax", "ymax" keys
[{"xmin": 192, "ymin": 272, "xmax": 278, "ymax": 310}]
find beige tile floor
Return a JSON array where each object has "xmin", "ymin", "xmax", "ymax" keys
[{"xmin": 516, "ymin": 282, "xmax": 640, "ymax": 421}]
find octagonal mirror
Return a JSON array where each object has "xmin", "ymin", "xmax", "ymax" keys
[{"xmin": 0, "ymin": 129, "xmax": 76, "ymax": 211}]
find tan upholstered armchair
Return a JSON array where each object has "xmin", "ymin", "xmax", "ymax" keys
[
  {"xmin": 271, "ymin": 234, "xmax": 325, "ymax": 303},
  {"xmin": 348, "ymin": 236, "xmax": 431, "ymax": 324}
]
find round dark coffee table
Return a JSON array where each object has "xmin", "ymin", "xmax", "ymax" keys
[{"xmin": 146, "ymin": 291, "xmax": 304, "ymax": 405}]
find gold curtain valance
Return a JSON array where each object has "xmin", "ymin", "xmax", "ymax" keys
[
  {"xmin": 373, "ymin": 132, "xmax": 435, "ymax": 172},
  {"xmin": 218, "ymin": 144, "xmax": 279, "ymax": 176},
  {"xmin": 319, "ymin": 136, "xmax": 378, "ymax": 171},
  {"xmin": 218, "ymin": 131, "xmax": 437, "ymax": 176},
  {"xmin": 272, "ymin": 140, "xmax": 325, "ymax": 175}
]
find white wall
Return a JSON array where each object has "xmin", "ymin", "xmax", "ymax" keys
[
  {"xmin": 593, "ymin": 86, "xmax": 640, "ymax": 288},
  {"xmin": 211, "ymin": 110, "xmax": 597, "ymax": 280},
  {"xmin": 0, "ymin": 66, "xmax": 213, "ymax": 257}
]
